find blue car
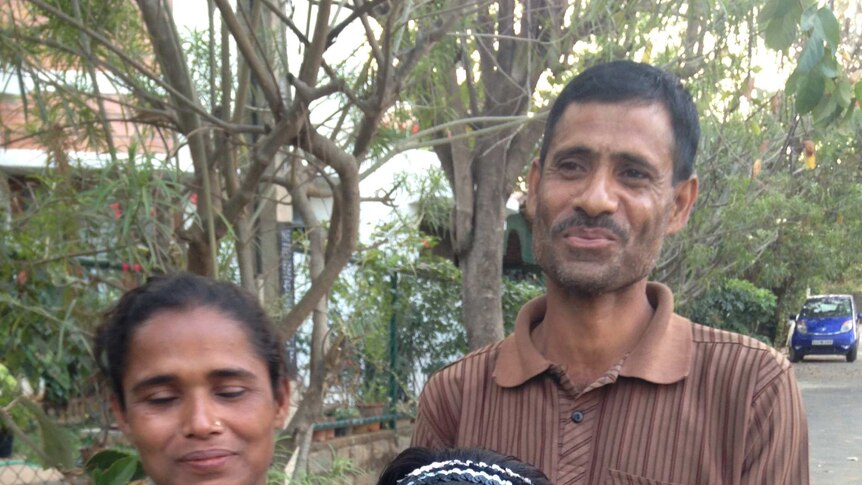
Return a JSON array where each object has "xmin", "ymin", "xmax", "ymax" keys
[{"xmin": 789, "ymin": 295, "xmax": 861, "ymax": 363}]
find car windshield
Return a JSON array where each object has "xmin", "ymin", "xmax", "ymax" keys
[{"xmin": 800, "ymin": 298, "xmax": 852, "ymax": 318}]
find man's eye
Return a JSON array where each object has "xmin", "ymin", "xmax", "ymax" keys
[
  {"xmin": 216, "ymin": 388, "xmax": 246, "ymax": 399},
  {"xmin": 557, "ymin": 160, "xmax": 586, "ymax": 173},
  {"xmin": 620, "ymin": 168, "xmax": 648, "ymax": 180}
]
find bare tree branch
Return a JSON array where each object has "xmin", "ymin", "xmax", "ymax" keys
[
  {"xmin": 277, "ymin": 127, "xmax": 359, "ymax": 340},
  {"xmin": 213, "ymin": 0, "xmax": 285, "ymax": 117}
]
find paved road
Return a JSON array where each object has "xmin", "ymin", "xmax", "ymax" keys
[{"xmin": 794, "ymin": 355, "xmax": 862, "ymax": 484}]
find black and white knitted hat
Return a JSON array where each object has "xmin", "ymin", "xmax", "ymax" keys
[{"xmin": 397, "ymin": 458, "xmax": 534, "ymax": 485}]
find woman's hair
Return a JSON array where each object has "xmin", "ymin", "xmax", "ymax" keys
[
  {"xmin": 378, "ymin": 447, "xmax": 551, "ymax": 485},
  {"xmin": 94, "ymin": 272, "xmax": 285, "ymax": 409}
]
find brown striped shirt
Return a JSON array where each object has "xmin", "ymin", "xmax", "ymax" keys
[{"xmin": 412, "ymin": 283, "xmax": 808, "ymax": 484}]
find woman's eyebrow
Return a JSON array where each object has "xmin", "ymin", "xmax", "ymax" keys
[{"xmin": 130, "ymin": 374, "xmax": 177, "ymax": 394}]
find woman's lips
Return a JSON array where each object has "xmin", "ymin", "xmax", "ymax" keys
[{"xmin": 179, "ymin": 449, "xmax": 235, "ymax": 471}]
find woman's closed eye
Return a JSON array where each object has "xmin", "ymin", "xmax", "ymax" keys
[{"xmin": 143, "ymin": 392, "xmax": 178, "ymax": 406}]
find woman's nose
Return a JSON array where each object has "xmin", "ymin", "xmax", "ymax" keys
[{"xmin": 181, "ymin": 394, "xmax": 223, "ymax": 438}]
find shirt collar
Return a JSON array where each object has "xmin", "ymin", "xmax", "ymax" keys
[{"xmin": 494, "ymin": 282, "xmax": 692, "ymax": 388}]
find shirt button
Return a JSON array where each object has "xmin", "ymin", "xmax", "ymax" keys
[{"xmin": 571, "ymin": 410, "xmax": 585, "ymax": 423}]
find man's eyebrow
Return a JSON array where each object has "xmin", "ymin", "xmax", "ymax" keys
[
  {"xmin": 552, "ymin": 145, "xmax": 595, "ymax": 162},
  {"xmin": 209, "ymin": 368, "xmax": 258, "ymax": 381},
  {"xmin": 130, "ymin": 374, "xmax": 177, "ymax": 394},
  {"xmin": 553, "ymin": 146, "xmax": 658, "ymax": 172},
  {"xmin": 616, "ymin": 152, "xmax": 656, "ymax": 171}
]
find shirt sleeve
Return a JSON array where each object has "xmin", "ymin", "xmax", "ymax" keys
[
  {"xmin": 411, "ymin": 368, "xmax": 462, "ymax": 448},
  {"xmin": 742, "ymin": 358, "xmax": 809, "ymax": 484}
]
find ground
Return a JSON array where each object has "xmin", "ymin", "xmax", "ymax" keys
[{"xmin": 795, "ymin": 354, "xmax": 862, "ymax": 484}]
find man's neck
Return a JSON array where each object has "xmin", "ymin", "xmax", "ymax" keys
[{"xmin": 531, "ymin": 279, "xmax": 656, "ymax": 389}]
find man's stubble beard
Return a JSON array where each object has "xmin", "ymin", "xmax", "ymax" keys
[{"xmin": 532, "ymin": 203, "xmax": 669, "ymax": 298}]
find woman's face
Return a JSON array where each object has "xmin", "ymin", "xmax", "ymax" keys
[{"xmin": 111, "ymin": 306, "xmax": 289, "ymax": 485}]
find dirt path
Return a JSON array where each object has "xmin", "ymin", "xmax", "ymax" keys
[{"xmin": 794, "ymin": 355, "xmax": 862, "ymax": 484}]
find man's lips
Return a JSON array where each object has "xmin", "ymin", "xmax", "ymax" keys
[
  {"xmin": 562, "ymin": 227, "xmax": 620, "ymax": 248},
  {"xmin": 550, "ymin": 211, "xmax": 629, "ymax": 244}
]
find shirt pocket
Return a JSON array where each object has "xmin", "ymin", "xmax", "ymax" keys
[{"xmin": 607, "ymin": 468, "xmax": 685, "ymax": 485}]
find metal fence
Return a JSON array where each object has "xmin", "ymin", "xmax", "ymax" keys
[{"xmin": 0, "ymin": 460, "xmax": 65, "ymax": 485}]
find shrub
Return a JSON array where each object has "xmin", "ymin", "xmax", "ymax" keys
[{"xmin": 680, "ymin": 278, "xmax": 777, "ymax": 343}]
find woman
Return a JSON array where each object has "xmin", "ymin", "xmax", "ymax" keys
[
  {"xmin": 378, "ymin": 447, "xmax": 552, "ymax": 485},
  {"xmin": 95, "ymin": 272, "xmax": 290, "ymax": 485}
]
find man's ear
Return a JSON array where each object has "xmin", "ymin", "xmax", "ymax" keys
[
  {"xmin": 666, "ymin": 175, "xmax": 698, "ymax": 235},
  {"xmin": 273, "ymin": 378, "xmax": 291, "ymax": 429},
  {"xmin": 525, "ymin": 159, "xmax": 542, "ymax": 223},
  {"xmin": 110, "ymin": 395, "xmax": 132, "ymax": 438}
]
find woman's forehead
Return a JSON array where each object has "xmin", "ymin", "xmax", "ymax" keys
[{"xmin": 124, "ymin": 307, "xmax": 267, "ymax": 381}]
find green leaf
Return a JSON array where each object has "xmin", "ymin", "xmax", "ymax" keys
[
  {"xmin": 816, "ymin": 8, "xmax": 840, "ymax": 51},
  {"xmin": 86, "ymin": 450, "xmax": 146, "ymax": 482},
  {"xmin": 819, "ymin": 52, "xmax": 839, "ymax": 78},
  {"xmin": 838, "ymin": 100, "xmax": 856, "ymax": 128},
  {"xmin": 800, "ymin": 5, "xmax": 819, "ymax": 32},
  {"xmin": 758, "ymin": 0, "xmax": 799, "ymax": 24},
  {"xmin": 748, "ymin": 120, "xmax": 763, "ymax": 136},
  {"xmin": 103, "ymin": 456, "xmax": 139, "ymax": 485},
  {"xmin": 785, "ymin": 68, "xmax": 801, "ymax": 93},
  {"xmin": 836, "ymin": 78, "xmax": 853, "ymax": 108},
  {"xmin": 764, "ymin": 14, "xmax": 799, "ymax": 51},
  {"xmin": 812, "ymin": 94, "xmax": 838, "ymax": 126},
  {"xmin": 796, "ymin": 35, "xmax": 824, "ymax": 73},
  {"xmin": 796, "ymin": 71, "xmax": 826, "ymax": 114},
  {"xmin": 86, "ymin": 449, "xmax": 133, "ymax": 472},
  {"xmin": 757, "ymin": 0, "xmax": 780, "ymax": 22},
  {"xmin": 91, "ymin": 469, "xmax": 104, "ymax": 485},
  {"xmin": 856, "ymin": 81, "xmax": 862, "ymax": 104}
]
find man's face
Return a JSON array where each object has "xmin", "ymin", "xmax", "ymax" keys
[{"xmin": 527, "ymin": 101, "xmax": 698, "ymax": 296}]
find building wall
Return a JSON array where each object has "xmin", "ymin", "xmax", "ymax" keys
[{"xmin": 308, "ymin": 426, "xmax": 413, "ymax": 485}]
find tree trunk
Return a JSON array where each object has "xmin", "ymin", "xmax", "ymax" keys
[
  {"xmin": 461, "ymin": 141, "xmax": 508, "ymax": 349},
  {"xmin": 0, "ymin": 170, "xmax": 11, "ymax": 227},
  {"xmin": 771, "ymin": 280, "xmax": 794, "ymax": 347},
  {"xmin": 461, "ymin": 231, "xmax": 506, "ymax": 349},
  {"xmin": 187, "ymin": 238, "xmax": 215, "ymax": 276},
  {"xmin": 285, "ymin": 180, "xmax": 329, "ymax": 477},
  {"xmin": 428, "ymin": 2, "xmax": 568, "ymax": 350},
  {"xmin": 260, "ymin": 186, "xmax": 280, "ymax": 306}
]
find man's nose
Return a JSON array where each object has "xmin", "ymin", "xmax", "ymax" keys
[{"xmin": 574, "ymin": 167, "xmax": 618, "ymax": 216}]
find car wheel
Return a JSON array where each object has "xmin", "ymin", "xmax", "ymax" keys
[
  {"xmin": 788, "ymin": 346, "xmax": 802, "ymax": 363},
  {"xmin": 847, "ymin": 342, "xmax": 858, "ymax": 363}
]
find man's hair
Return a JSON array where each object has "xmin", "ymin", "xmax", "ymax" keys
[{"xmin": 538, "ymin": 60, "xmax": 700, "ymax": 183}]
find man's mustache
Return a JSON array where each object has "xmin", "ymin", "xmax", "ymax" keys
[{"xmin": 550, "ymin": 210, "xmax": 629, "ymax": 243}]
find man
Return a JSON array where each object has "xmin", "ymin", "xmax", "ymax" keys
[{"xmin": 411, "ymin": 61, "xmax": 808, "ymax": 484}]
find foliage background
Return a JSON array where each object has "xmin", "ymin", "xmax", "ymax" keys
[{"xmin": 1, "ymin": 0, "xmax": 862, "ymax": 481}]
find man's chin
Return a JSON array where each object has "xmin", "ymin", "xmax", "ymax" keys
[
  {"xmin": 557, "ymin": 279, "xmax": 614, "ymax": 297},
  {"xmin": 545, "ymin": 263, "xmax": 647, "ymax": 297},
  {"xmin": 546, "ymin": 267, "xmax": 613, "ymax": 296}
]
